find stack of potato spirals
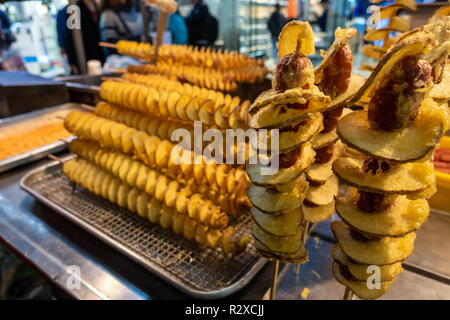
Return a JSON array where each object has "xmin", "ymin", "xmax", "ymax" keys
[
  {"xmin": 63, "ymin": 110, "xmax": 251, "ymax": 255},
  {"xmin": 331, "ymin": 24, "xmax": 450, "ymax": 299}
]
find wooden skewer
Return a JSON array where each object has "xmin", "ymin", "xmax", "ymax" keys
[
  {"xmin": 294, "ymin": 220, "xmax": 312, "ymax": 275},
  {"xmin": 343, "ymin": 288, "xmax": 354, "ymax": 300},
  {"xmin": 101, "ymin": 76, "xmax": 128, "ymax": 82},
  {"xmin": 269, "ymin": 260, "xmax": 279, "ymax": 300},
  {"xmin": 48, "ymin": 154, "xmax": 65, "ymax": 164},
  {"xmin": 99, "ymin": 42, "xmax": 117, "ymax": 49},
  {"xmin": 55, "ymin": 115, "xmax": 66, "ymax": 120}
]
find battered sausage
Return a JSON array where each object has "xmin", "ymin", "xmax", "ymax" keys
[
  {"xmin": 273, "ymin": 53, "xmax": 314, "ymax": 93},
  {"xmin": 319, "ymin": 44, "xmax": 353, "ymax": 99},
  {"xmin": 368, "ymin": 56, "xmax": 432, "ymax": 131}
]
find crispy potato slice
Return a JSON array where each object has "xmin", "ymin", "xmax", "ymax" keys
[
  {"xmin": 362, "ymin": 44, "xmax": 385, "ymax": 60},
  {"xmin": 333, "ymin": 157, "xmax": 436, "ymax": 195},
  {"xmin": 326, "ymin": 74, "xmax": 365, "ymax": 110},
  {"xmin": 337, "ymin": 105, "xmax": 445, "ymax": 162},
  {"xmin": 305, "ymin": 143, "xmax": 341, "ymax": 184},
  {"xmin": 331, "ymin": 245, "xmax": 403, "ymax": 282},
  {"xmin": 247, "ymin": 179, "xmax": 307, "ymax": 213},
  {"xmin": 258, "ymin": 112, "xmax": 323, "ymax": 152},
  {"xmin": 249, "ymin": 87, "xmax": 329, "ymax": 116},
  {"xmin": 332, "ymin": 261, "xmax": 394, "ymax": 300},
  {"xmin": 186, "ymin": 96, "xmax": 200, "ymax": 122},
  {"xmin": 331, "ymin": 221, "xmax": 416, "ymax": 265},
  {"xmin": 198, "ymin": 100, "xmax": 215, "ymax": 125},
  {"xmin": 311, "ymin": 129, "xmax": 338, "ymax": 150},
  {"xmin": 336, "ymin": 193, "xmax": 429, "ymax": 237},
  {"xmin": 305, "ymin": 174, "xmax": 339, "ymax": 205},
  {"xmin": 251, "ymin": 223, "xmax": 304, "ymax": 254},
  {"xmin": 127, "ymin": 188, "xmax": 139, "ymax": 213},
  {"xmin": 246, "ymin": 143, "xmax": 315, "ymax": 186},
  {"xmin": 175, "ymin": 94, "xmax": 192, "ymax": 121},
  {"xmin": 255, "ymin": 241, "xmax": 308, "ymax": 263},
  {"xmin": 302, "ymin": 201, "xmax": 335, "ymax": 223},
  {"xmin": 278, "ymin": 20, "xmax": 315, "ymax": 58},
  {"xmin": 213, "ymin": 104, "xmax": 228, "ymax": 128},
  {"xmin": 166, "ymin": 91, "xmax": 181, "ymax": 119},
  {"xmin": 251, "ymin": 207, "xmax": 303, "ymax": 237}
]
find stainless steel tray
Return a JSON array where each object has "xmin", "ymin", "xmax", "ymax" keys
[
  {"xmin": 20, "ymin": 161, "xmax": 266, "ymax": 299},
  {"xmin": 0, "ymin": 103, "xmax": 93, "ymax": 174}
]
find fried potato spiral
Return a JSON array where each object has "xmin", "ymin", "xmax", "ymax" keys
[
  {"xmin": 69, "ymin": 138, "xmax": 247, "ymax": 218},
  {"xmin": 64, "ymin": 111, "xmax": 249, "ymax": 214},
  {"xmin": 99, "ymin": 80, "xmax": 248, "ymax": 129},
  {"xmin": 94, "ymin": 102, "xmax": 249, "ymax": 161},
  {"xmin": 63, "ymin": 157, "xmax": 248, "ymax": 255},
  {"xmin": 116, "ymin": 40, "xmax": 266, "ymax": 73}
]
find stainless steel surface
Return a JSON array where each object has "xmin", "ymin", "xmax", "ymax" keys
[
  {"xmin": 0, "ymin": 158, "xmax": 147, "ymax": 300},
  {"xmin": 0, "ymin": 103, "xmax": 93, "ymax": 174},
  {"xmin": 20, "ymin": 161, "xmax": 266, "ymax": 299},
  {"xmin": 275, "ymin": 236, "xmax": 450, "ymax": 300}
]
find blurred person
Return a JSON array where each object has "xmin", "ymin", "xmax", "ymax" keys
[
  {"xmin": 168, "ymin": 9, "xmax": 188, "ymax": 45},
  {"xmin": 267, "ymin": 4, "xmax": 286, "ymax": 60},
  {"xmin": 99, "ymin": 0, "xmax": 143, "ymax": 56},
  {"xmin": 59, "ymin": 0, "xmax": 105, "ymax": 74},
  {"xmin": 0, "ymin": 9, "xmax": 23, "ymax": 71},
  {"xmin": 185, "ymin": 0, "xmax": 218, "ymax": 47},
  {"xmin": 317, "ymin": 0, "xmax": 329, "ymax": 32}
]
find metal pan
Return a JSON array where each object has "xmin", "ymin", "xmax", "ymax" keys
[
  {"xmin": 20, "ymin": 161, "xmax": 266, "ymax": 299},
  {"xmin": 0, "ymin": 103, "xmax": 93, "ymax": 174}
]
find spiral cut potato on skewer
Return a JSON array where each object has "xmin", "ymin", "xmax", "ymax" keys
[
  {"xmin": 64, "ymin": 111, "xmax": 250, "ymax": 215},
  {"xmin": 331, "ymin": 22, "xmax": 450, "ymax": 299},
  {"xmin": 361, "ymin": 0, "xmax": 417, "ymax": 71},
  {"xmin": 116, "ymin": 40, "xmax": 267, "ymax": 72},
  {"xmin": 69, "ymin": 139, "xmax": 230, "ymax": 228},
  {"xmin": 63, "ymin": 157, "xmax": 248, "ymax": 255},
  {"xmin": 94, "ymin": 101, "xmax": 249, "ymax": 162},
  {"xmin": 69, "ymin": 139, "xmax": 248, "ymax": 216},
  {"xmin": 128, "ymin": 63, "xmax": 238, "ymax": 92},
  {"xmin": 102, "ymin": 75, "xmax": 250, "ymax": 129},
  {"xmin": 127, "ymin": 63, "xmax": 265, "ymax": 93},
  {"xmin": 99, "ymin": 80, "xmax": 248, "ymax": 129}
]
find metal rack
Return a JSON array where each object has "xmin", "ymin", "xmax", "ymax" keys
[{"xmin": 20, "ymin": 161, "xmax": 266, "ymax": 299}]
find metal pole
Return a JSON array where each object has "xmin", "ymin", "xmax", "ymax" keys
[
  {"xmin": 269, "ymin": 260, "xmax": 279, "ymax": 300},
  {"xmin": 343, "ymin": 288, "xmax": 354, "ymax": 300},
  {"xmin": 141, "ymin": 0, "xmax": 150, "ymax": 43},
  {"xmin": 69, "ymin": 0, "xmax": 87, "ymax": 74}
]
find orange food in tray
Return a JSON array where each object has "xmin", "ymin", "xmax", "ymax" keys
[{"xmin": 0, "ymin": 121, "xmax": 71, "ymax": 161}]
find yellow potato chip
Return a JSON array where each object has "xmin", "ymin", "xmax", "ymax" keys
[{"xmin": 278, "ymin": 20, "xmax": 315, "ymax": 58}]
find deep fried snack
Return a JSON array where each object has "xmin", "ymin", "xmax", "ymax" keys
[
  {"xmin": 63, "ymin": 157, "xmax": 248, "ymax": 255},
  {"xmin": 100, "ymin": 80, "xmax": 246, "ymax": 128},
  {"xmin": 69, "ymin": 140, "xmax": 229, "ymax": 228},
  {"xmin": 64, "ymin": 112, "xmax": 249, "ymax": 214}
]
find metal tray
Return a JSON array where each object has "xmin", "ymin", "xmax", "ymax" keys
[
  {"xmin": 20, "ymin": 161, "xmax": 266, "ymax": 299},
  {"xmin": 0, "ymin": 103, "xmax": 93, "ymax": 174}
]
